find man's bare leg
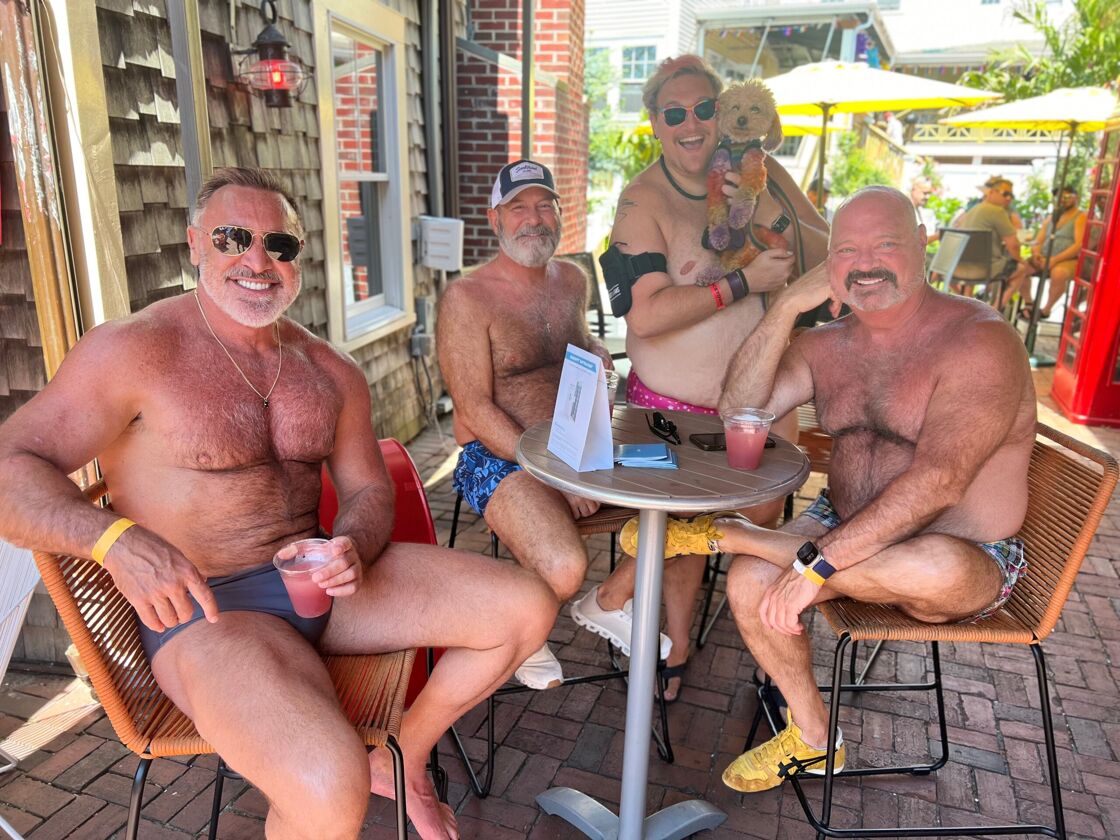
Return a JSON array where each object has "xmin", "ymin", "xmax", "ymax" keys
[
  {"xmin": 483, "ymin": 470, "xmax": 590, "ymax": 602},
  {"xmin": 323, "ymin": 542, "xmax": 556, "ymax": 838},
  {"xmin": 727, "ymin": 521, "xmax": 1005, "ymax": 751},
  {"xmin": 150, "ymin": 614, "xmax": 377, "ymax": 840}
]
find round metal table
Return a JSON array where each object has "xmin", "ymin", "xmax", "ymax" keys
[{"xmin": 517, "ymin": 406, "xmax": 810, "ymax": 840}]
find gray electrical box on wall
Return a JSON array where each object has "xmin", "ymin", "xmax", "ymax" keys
[{"xmin": 419, "ymin": 216, "xmax": 465, "ymax": 271}]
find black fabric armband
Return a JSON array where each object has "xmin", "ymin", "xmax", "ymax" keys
[{"xmin": 599, "ymin": 245, "xmax": 668, "ymax": 317}]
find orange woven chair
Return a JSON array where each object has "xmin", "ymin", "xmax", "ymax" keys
[
  {"xmin": 753, "ymin": 423, "xmax": 1117, "ymax": 840},
  {"xmin": 31, "ymin": 438, "xmax": 433, "ymax": 840}
]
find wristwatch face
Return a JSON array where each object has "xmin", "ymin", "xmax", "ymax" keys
[{"xmin": 796, "ymin": 541, "xmax": 818, "ymax": 563}]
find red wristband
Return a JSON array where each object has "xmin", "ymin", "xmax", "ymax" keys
[{"xmin": 709, "ymin": 282, "xmax": 726, "ymax": 310}]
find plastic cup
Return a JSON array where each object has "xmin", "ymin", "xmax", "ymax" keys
[
  {"xmin": 604, "ymin": 370, "xmax": 620, "ymax": 417},
  {"xmin": 273, "ymin": 538, "xmax": 333, "ymax": 618},
  {"xmin": 721, "ymin": 408, "xmax": 775, "ymax": 470}
]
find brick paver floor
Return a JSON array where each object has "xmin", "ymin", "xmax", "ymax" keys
[{"xmin": 2, "ymin": 358, "xmax": 1118, "ymax": 839}]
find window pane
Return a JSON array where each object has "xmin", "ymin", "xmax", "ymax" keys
[
  {"xmin": 621, "ymin": 46, "xmax": 656, "ymax": 81},
  {"xmin": 1079, "ymin": 251, "xmax": 1097, "ymax": 283},
  {"xmin": 334, "ymin": 31, "xmax": 385, "ymax": 175},
  {"xmin": 1061, "ymin": 338, "xmax": 1077, "ymax": 370},
  {"xmin": 341, "ymin": 179, "xmax": 384, "ymax": 304},
  {"xmin": 620, "ymin": 83, "xmax": 644, "ymax": 113}
]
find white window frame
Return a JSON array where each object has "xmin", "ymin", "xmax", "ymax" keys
[
  {"xmin": 313, "ymin": 1, "xmax": 414, "ymax": 350},
  {"xmin": 619, "ymin": 45, "xmax": 656, "ymax": 114}
]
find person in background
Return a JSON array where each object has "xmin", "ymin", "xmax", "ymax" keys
[
  {"xmin": 954, "ymin": 177, "xmax": 1032, "ymax": 308},
  {"xmin": 909, "ymin": 175, "xmax": 939, "ymax": 244},
  {"xmin": 1020, "ymin": 185, "xmax": 1086, "ymax": 321}
]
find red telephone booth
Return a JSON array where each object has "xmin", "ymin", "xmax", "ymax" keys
[{"xmin": 1052, "ymin": 124, "xmax": 1120, "ymax": 426}]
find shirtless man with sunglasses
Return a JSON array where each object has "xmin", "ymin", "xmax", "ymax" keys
[
  {"xmin": 571, "ymin": 55, "xmax": 829, "ymax": 702},
  {"xmin": 0, "ymin": 167, "xmax": 556, "ymax": 840}
]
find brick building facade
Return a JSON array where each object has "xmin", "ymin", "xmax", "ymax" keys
[{"xmin": 457, "ymin": 0, "xmax": 588, "ymax": 264}]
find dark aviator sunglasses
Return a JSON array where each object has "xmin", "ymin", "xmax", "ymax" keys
[
  {"xmin": 200, "ymin": 225, "xmax": 304, "ymax": 262},
  {"xmin": 659, "ymin": 98, "xmax": 717, "ymax": 127},
  {"xmin": 646, "ymin": 411, "xmax": 681, "ymax": 445}
]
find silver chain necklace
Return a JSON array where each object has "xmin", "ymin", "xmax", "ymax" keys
[{"xmin": 194, "ymin": 291, "xmax": 283, "ymax": 409}]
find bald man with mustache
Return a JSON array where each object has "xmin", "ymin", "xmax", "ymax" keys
[{"xmin": 647, "ymin": 186, "xmax": 1037, "ymax": 793}]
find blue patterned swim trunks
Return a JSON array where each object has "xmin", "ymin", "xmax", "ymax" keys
[
  {"xmin": 453, "ymin": 440, "xmax": 522, "ymax": 516},
  {"xmin": 801, "ymin": 489, "xmax": 1026, "ymax": 621}
]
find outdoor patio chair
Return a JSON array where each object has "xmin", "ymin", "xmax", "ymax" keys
[
  {"xmin": 937, "ymin": 227, "xmax": 1004, "ymax": 306},
  {"xmin": 927, "ymin": 228, "xmax": 971, "ymax": 288},
  {"xmin": 749, "ymin": 422, "xmax": 1117, "ymax": 840},
  {"xmin": 30, "ymin": 438, "xmax": 435, "ymax": 840}
]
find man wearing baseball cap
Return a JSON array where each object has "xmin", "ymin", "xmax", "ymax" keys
[{"xmin": 438, "ymin": 160, "xmax": 664, "ymax": 689}]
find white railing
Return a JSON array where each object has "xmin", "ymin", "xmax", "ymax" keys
[{"xmin": 910, "ymin": 125, "xmax": 1066, "ymax": 144}]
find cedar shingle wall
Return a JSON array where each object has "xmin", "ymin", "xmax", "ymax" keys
[
  {"xmin": 91, "ymin": 0, "xmax": 440, "ymax": 441},
  {"xmin": 0, "ymin": 90, "xmax": 48, "ymax": 423}
]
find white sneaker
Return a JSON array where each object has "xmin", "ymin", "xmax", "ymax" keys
[
  {"xmin": 570, "ymin": 585, "xmax": 672, "ymax": 661},
  {"xmin": 514, "ymin": 644, "xmax": 564, "ymax": 690}
]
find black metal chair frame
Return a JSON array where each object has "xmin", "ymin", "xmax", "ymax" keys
[
  {"xmin": 745, "ymin": 634, "xmax": 1062, "ymax": 840},
  {"xmin": 447, "ymin": 492, "xmax": 673, "ymax": 797}
]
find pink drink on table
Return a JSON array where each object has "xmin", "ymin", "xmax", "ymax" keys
[
  {"xmin": 273, "ymin": 538, "xmax": 333, "ymax": 618},
  {"xmin": 720, "ymin": 408, "xmax": 775, "ymax": 470}
]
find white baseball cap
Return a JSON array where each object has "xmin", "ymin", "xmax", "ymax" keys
[{"xmin": 490, "ymin": 159, "xmax": 560, "ymax": 208}]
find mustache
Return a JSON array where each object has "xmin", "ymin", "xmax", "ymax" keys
[
  {"xmin": 227, "ymin": 268, "xmax": 281, "ymax": 282},
  {"xmin": 516, "ymin": 224, "xmax": 557, "ymax": 241},
  {"xmin": 845, "ymin": 268, "xmax": 897, "ymax": 289}
]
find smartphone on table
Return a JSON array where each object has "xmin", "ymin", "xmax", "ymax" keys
[
  {"xmin": 689, "ymin": 432, "xmax": 776, "ymax": 451},
  {"xmin": 688, "ymin": 433, "xmax": 726, "ymax": 451}
]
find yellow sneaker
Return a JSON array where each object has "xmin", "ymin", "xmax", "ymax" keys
[
  {"xmin": 722, "ymin": 716, "xmax": 845, "ymax": 793},
  {"xmin": 618, "ymin": 511, "xmax": 744, "ymax": 558}
]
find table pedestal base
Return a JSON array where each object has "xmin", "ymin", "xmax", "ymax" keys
[{"xmin": 537, "ymin": 787, "xmax": 726, "ymax": 840}]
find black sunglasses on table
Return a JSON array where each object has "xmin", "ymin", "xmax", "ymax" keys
[
  {"xmin": 658, "ymin": 98, "xmax": 717, "ymax": 127},
  {"xmin": 199, "ymin": 225, "xmax": 304, "ymax": 262},
  {"xmin": 646, "ymin": 411, "xmax": 681, "ymax": 445}
]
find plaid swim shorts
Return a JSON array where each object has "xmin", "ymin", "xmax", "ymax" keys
[{"xmin": 801, "ymin": 489, "xmax": 1026, "ymax": 620}]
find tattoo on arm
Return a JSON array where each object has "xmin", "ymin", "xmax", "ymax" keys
[{"xmin": 614, "ymin": 198, "xmax": 637, "ymax": 224}]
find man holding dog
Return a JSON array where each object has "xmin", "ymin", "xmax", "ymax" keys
[
  {"xmin": 0, "ymin": 167, "xmax": 557, "ymax": 840},
  {"xmin": 571, "ymin": 55, "xmax": 829, "ymax": 702},
  {"xmin": 647, "ymin": 186, "xmax": 1035, "ymax": 790}
]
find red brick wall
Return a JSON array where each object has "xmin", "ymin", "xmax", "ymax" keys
[
  {"xmin": 458, "ymin": 0, "xmax": 588, "ymax": 264},
  {"xmin": 335, "ymin": 41, "xmax": 381, "ymax": 301}
]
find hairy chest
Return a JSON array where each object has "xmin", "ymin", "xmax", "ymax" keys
[
  {"xmin": 129, "ymin": 349, "xmax": 343, "ymax": 471},
  {"xmin": 489, "ymin": 294, "xmax": 585, "ymax": 378},
  {"xmin": 814, "ymin": 350, "xmax": 937, "ymax": 445}
]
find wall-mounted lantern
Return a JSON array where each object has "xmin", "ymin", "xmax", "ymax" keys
[{"xmin": 235, "ymin": 0, "xmax": 310, "ymax": 108}]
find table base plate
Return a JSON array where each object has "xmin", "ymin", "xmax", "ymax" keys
[{"xmin": 537, "ymin": 786, "xmax": 726, "ymax": 840}]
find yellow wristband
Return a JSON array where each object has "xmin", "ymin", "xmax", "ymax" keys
[
  {"xmin": 92, "ymin": 518, "xmax": 136, "ymax": 566},
  {"xmin": 801, "ymin": 566, "xmax": 827, "ymax": 587}
]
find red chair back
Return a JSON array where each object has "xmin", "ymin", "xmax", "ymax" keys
[{"xmin": 318, "ymin": 439, "xmax": 442, "ymax": 705}]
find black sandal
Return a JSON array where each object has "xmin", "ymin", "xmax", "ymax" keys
[{"xmin": 659, "ymin": 662, "xmax": 688, "ymax": 704}]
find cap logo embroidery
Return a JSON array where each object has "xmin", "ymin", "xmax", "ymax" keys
[{"xmin": 510, "ymin": 162, "xmax": 545, "ymax": 181}]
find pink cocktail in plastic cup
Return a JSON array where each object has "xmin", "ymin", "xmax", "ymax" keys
[
  {"xmin": 273, "ymin": 538, "xmax": 333, "ymax": 618},
  {"xmin": 721, "ymin": 408, "xmax": 775, "ymax": 470}
]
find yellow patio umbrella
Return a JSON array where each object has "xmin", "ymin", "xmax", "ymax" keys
[
  {"xmin": 941, "ymin": 86, "xmax": 1120, "ymax": 358},
  {"xmin": 763, "ymin": 60, "xmax": 1000, "ymax": 209}
]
